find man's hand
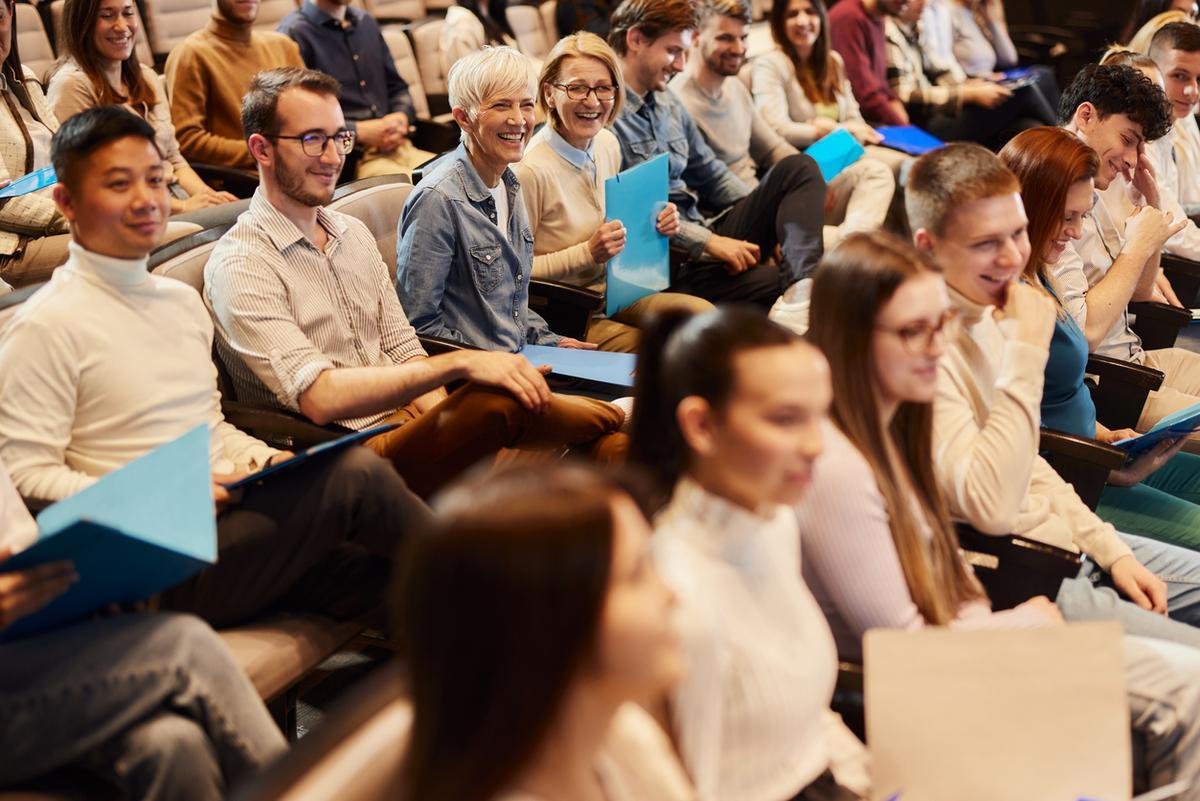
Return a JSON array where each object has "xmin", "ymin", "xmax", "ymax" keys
[
  {"xmin": 1128, "ymin": 141, "xmax": 1162, "ymax": 210},
  {"xmin": 1125, "ymin": 206, "xmax": 1187, "ymax": 257},
  {"xmin": 588, "ymin": 220, "xmax": 626, "ymax": 263},
  {"xmin": 1110, "ymin": 554, "xmax": 1169, "ymax": 614},
  {"xmin": 355, "ymin": 118, "xmax": 390, "ymax": 149},
  {"xmin": 656, "ymin": 202, "xmax": 680, "ymax": 238},
  {"xmin": 995, "ymin": 281, "xmax": 1056, "ymax": 348},
  {"xmin": 964, "ymin": 82, "xmax": 1012, "ymax": 109},
  {"xmin": 211, "ymin": 472, "xmax": 252, "ymax": 513},
  {"xmin": 557, "ymin": 337, "xmax": 598, "ymax": 350},
  {"xmin": 704, "ymin": 234, "xmax": 760, "ymax": 275},
  {"xmin": 1154, "ymin": 271, "xmax": 1184, "ymax": 307},
  {"xmin": 1107, "ymin": 436, "xmax": 1187, "ymax": 487},
  {"xmin": 452, "ymin": 350, "xmax": 553, "ymax": 412},
  {"xmin": 0, "ymin": 548, "xmax": 77, "ymax": 631}
]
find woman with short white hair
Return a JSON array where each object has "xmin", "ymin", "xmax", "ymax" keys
[{"xmin": 514, "ymin": 32, "xmax": 709, "ymax": 353}]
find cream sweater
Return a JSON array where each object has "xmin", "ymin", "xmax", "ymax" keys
[
  {"xmin": 750, "ymin": 49, "xmax": 866, "ymax": 148},
  {"xmin": 0, "ymin": 242, "xmax": 278, "ymax": 504},
  {"xmin": 513, "ymin": 127, "xmax": 622, "ymax": 290},
  {"xmin": 934, "ymin": 288, "xmax": 1133, "ymax": 569}
]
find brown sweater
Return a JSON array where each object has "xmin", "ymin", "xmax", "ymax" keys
[{"xmin": 164, "ymin": 16, "xmax": 302, "ymax": 168}]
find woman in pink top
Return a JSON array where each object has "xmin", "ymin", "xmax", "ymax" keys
[{"xmin": 798, "ymin": 231, "xmax": 1060, "ymax": 660}]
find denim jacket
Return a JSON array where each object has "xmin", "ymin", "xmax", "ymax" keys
[
  {"xmin": 396, "ymin": 144, "xmax": 560, "ymax": 351},
  {"xmin": 611, "ymin": 85, "xmax": 751, "ymax": 259}
]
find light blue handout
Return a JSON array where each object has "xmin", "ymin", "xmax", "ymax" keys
[{"xmin": 604, "ymin": 153, "xmax": 670, "ymax": 318}]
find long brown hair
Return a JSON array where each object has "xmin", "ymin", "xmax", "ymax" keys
[
  {"xmin": 769, "ymin": 0, "xmax": 838, "ymax": 104},
  {"xmin": 998, "ymin": 127, "xmax": 1098, "ymax": 291},
  {"xmin": 54, "ymin": 0, "xmax": 155, "ymax": 111},
  {"xmin": 809, "ymin": 231, "xmax": 985, "ymax": 625}
]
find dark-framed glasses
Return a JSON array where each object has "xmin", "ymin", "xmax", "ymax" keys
[
  {"xmin": 553, "ymin": 82, "xmax": 617, "ymax": 102},
  {"xmin": 876, "ymin": 308, "xmax": 962, "ymax": 354},
  {"xmin": 269, "ymin": 129, "xmax": 356, "ymax": 157}
]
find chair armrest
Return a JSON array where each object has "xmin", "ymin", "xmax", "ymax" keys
[
  {"xmin": 190, "ymin": 163, "xmax": 260, "ymax": 199},
  {"xmin": 1086, "ymin": 352, "xmax": 1164, "ymax": 431},
  {"xmin": 1038, "ymin": 427, "xmax": 1125, "ymax": 511},
  {"xmin": 955, "ymin": 522, "xmax": 1082, "ymax": 611},
  {"xmin": 1161, "ymin": 253, "xmax": 1200, "ymax": 310},
  {"xmin": 410, "ymin": 119, "xmax": 461, "ymax": 156},
  {"xmin": 418, "ymin": 334, "xmax": 477, "ymax": 356},
  {"xmin": 832, "ymin": 661, "xmax": 865, "ymax": 741},
  {"xmin": 1086, "ymin": 353, "xmax": 1165, "ymax": 391},
  {"xmin": 222, "ymin": 401, "xmax": 350, "ymax": 450},
  {"xmin": 1129, "ymin": 300, "xmax": 1190, "ymax": 352},
  {"xmin": 528, "ymin": 279, "xmax": 603, "ymax": 341}
]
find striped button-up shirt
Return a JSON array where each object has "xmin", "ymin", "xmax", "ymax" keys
[{"xmin": 204, "ymin": 190, "xmax": 426, "ymax": 431}]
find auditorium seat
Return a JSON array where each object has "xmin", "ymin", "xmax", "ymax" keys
[
  {"xmin": 364, "ymin": 0, "xmax": 424, "ymax": 23},
  {"xmin": 507, "ymin": 2, "xmax": 550, "ymax": 60},
  {"xmin": 380, "ymin": 25, "xmax": 432, "ymax": 119},
  {"xmin": 16, "ymin": 4, "xmax": 55, "ymax": 84},
  {"xmin": 328, "ymin": 174, "xmax": 413, "ymax": 277},
  {"xmin": 409, "ymin": 16, "xmax": 447, "ymax": 113},
  {"xmin": 142, "ymin": 0, "xmax": 210, "ymax": 63}
]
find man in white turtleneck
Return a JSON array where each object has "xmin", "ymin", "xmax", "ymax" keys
[{"xmin": 0, "ymin": 106, "xmax": 430, "ymax": 627}]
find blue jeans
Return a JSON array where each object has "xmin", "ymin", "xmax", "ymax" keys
[
  {"xmin": 0, "ymin": 613, "xmax": 286, "ymax": 799},
  {"xmin": 1058, "ymin": 531, "xmax": 1200, "ymax": 649}
]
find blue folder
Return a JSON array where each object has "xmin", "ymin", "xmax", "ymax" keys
[
  {"xmin": 876, "ymin": 126, "xmax": 945, "ymax": 156},
  {"xmin": 222, "ymin": 423, "xmax": 398, "ymax": 490},
  {"xmin": 521, "ymin": 345, "xmax": 636, "ymax": 388},
  {"xmin": 0, "ymin": 166, "xmax": 56, "ymax": 198},
  {"xmin": 0, "ymin": 424, "xmax": 216, "ymax": 640},
  {"xmin": 1113, "ymin": 401, "xmax": 1200, "ymax": 457},
  {"xmin": 804, "ymin": 128, "xmax": 865, "ymax": 182},
  {"xmin": 604, "ymin": 154, "xmax": 670, "ymax": 318}
]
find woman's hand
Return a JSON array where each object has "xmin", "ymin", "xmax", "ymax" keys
[
  {"xmin": 1107, "ymin": 436, "xmax": 1187, "ymax": 487},
  {"xmin": 812, "ymin": 117, "xmax": 839, "ymax": 138},
  {"xmin": 0, "ymin": 547, "xmax": 77, "ymax": 631},
  {"xmin": 656, "ymin": 202, "xmax": 680, "ymax": 238},
  {"xmin": 588, "ymin": 220, "xmax": 626, "ymax": 264},
  {"xmin": 844, "ymin": 121, "xmax": 883, "ymax": 144}
]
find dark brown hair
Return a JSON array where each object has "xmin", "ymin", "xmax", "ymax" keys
[
  {"xmin": 394, "ymin": 463, "xmax": 647, "ymax": 801},
  {"xmin": 241, "ymin": 67, "xmax": 342, "ymax": 138},
  {"xmin": 54, "ymin": 0, "xmax": 155, "ymax": 111},
  {"xmin": 608, "ymin": 0, "xmax": 699, "ymax": 56},
  {"xmin": 809, "ymin": 231, "xmax": 986, "ymax": 624},
  {"xmin": 770, "ymin": 0, "xmax": 838, "ymax": 103}
]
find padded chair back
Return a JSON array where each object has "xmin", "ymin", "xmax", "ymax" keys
[
  {"xmin": 144, "ymin": 0, "xmax": 211, "ymax": 60},
  {"xmin": 364, "ymin": 0, "xmax": 424, "ymax": 21},
  {"xmin": 380, "ymin": 25, "xmax": 430, "ymax": 119},
  {"xmin": 49, "ymin": 0, "xmax": 154, "ymax": 68},
  {"xmin": 147, "ymin": 223, "xmax": 232, "ymax": 293},
  {"xmin": 424, "ymin": 0, "xmax": 452, "ymax": 10},
  {"xmin": 539, "ymin": 0, "xmax": 556, "ymax": 41},
  {"xmin": 410, "ymin": 17, "xmax": 446, "ymax": 97},
  {"xmin": 506, "ymin": 3, "xmax": 549, "ymax": 59},
  {"xmin": 327, "ymin": 176, "xmax": 414, "ymax": 280},
  {"xmin": 252, "ymin": 0, "xmax": 296, "ymax": 31},
  {"xmin": 17, "ymin": 5, "xmax": 56, "ymax": 85}
]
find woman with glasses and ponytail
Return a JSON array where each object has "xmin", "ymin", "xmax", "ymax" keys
[
  {"xmin": 630, "ymin": 305, "xmax": 868, "ymax": 801},
  {"xmin": 514, "ymin": 32, "xmax": 711, "ymax": 354},
  {"xmin": 798, "ymin": 231, "xmax": 1061, "ymax": 664}
]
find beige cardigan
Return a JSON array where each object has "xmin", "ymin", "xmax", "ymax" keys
[
  {"xmin": 934, "ymin": 287, "xmax": 1133, "ymax": 569},
  {"xmin": 750, "ymin": 49, "xmax": 866, "ymax": 148},
  {"xmin": 0, "ymin": 67, "xmax": 65, "ymax": 257}
]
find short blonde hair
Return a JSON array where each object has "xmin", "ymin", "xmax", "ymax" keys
[
  {"xmin": 537, "ymin": 32, "xmax": 626, "ymax": 130},
  {"xmin": 447, "ymin": 45, "xmax": 537, "ymax": 136}
]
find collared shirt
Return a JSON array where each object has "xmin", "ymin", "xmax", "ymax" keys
[
  {"xmin": 278, "ymin": 1, "xmax": 415, "ymax": 127},
  {"xmin": 396, "ymin": 144, "xmax": 560, "ymax": 351},
  {"xmin": 884, "ymin": 17, "xmax": 964, "ymax": 118},
  {"xmin": 1047, "ymin": 190, "xmax": 1144, "ymax": 364},
  {"xmin": 204, "ymin": 189, "xmax": 426, "ymax": 431},
  {"xmin": 611, "ymin": 85, "xmax": 751, "ymax": 259},
  {"xmin": 543, "ymin": 124, "xmax": 596, "ymax": 179}
]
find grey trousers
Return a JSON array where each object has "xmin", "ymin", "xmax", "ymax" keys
[{"xmin": 0, "ymin": 612, "xmax": 287, "ymax": 800}]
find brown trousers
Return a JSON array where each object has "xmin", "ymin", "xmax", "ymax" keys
[{"xmin": 366, "ymin": 383, "xmax": 627, "ymax": 498}]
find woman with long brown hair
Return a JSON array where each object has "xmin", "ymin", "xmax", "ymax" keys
[
  {"xmin": 45, "ymin": 0, "xmax": 236, "ymax": 214},
  {"xmin": 394, "ymin": 462, "xmax": 691, "ymax": 801},
  {"xmin": 1002, "ymin": 125, "xmax": 1200, "ymax": 552},
  {"xmin": 798, "ymin": 231, "xmax": 1060, "ymax": 659}
]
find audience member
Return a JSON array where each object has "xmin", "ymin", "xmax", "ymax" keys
[
  {"xmin": 675, "ymin": 0, "xmax": 894, "ymax": 252},
  {"xmin": 397, "ymin": 47, "xmax": 606, "ymax": 350},
  {"xmin": 751, "ymin": 0, "xmax": 907, "ymax": 174},
  {"xmin": 0, "ymin": 107, "xmax": 428, "ymax": 627},
  {"xmin": 394, "ymin": 463, "xmax": 693, "ymax": 801},
  {"xmin": 1000, "ymin": 125, "xmax": 1200, "ymax": 551},
  {"xmin": 1054, "ymin": 64, "xmax": 1200, "ymax": 439},
  {"xmin": 207, "ymin": 67, "xmax": 626, "ymax": 498},
  {"xmin": 884, "ymin": 0, "xmax": 1056, "ymax": 150},
  {"xmin": 801, "ymin": 230, "xmax": 1200, "ymax": 799},
  {"xmin": 827, "ymin": 0, "xmax": 909, "ymax": 125},
  {"xmin": 946, "ymin": 0, "xmax": 1015, "ymax": 78},
  {"xmin": 1123, "ymin": 0, "xmax": 1200, "ymax": 46},
  {"xmin": 608, "ymin": 0, "xmax": 826, "ymax": 311},
  {"xmin": 631, "ymin": 307, "xmax": 869, "ymax": 801},
  {"xmin": 514, "ymin": 32, "xmax": 709, "ymax": 353},
  {"xmin": 908, "ymin": 142, "xmax": 1200, "ymax": 648},
  {"xmin": 441, "ymin": 0, "xmax": 520, "ymax": 78},
  {"xmin": 46, "ymin": 0, "xmax": 239, "ymax": 214},
  {"xmin": 278, "ymin": 0, "xmax": 433, "ymax": 179},
  {"xmin": 1147, "ymin": 22, "xmax": 1200, "ymax": 218},
  {"xmin": 917, "ymin": 0, "xmax": 968, "ymax": 80},
  {"xmin": 164, "ymin": 0, "xmax": 303, "ymax": 169},
  {"xmin": 1129, "ymin": 8, "xmax": 1192, "ymax": 53}
]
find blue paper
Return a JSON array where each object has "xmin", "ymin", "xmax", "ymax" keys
[
  {"xmin": 222, "ymin": 423, "xmax": 398, "ymax": 490},
  {"xmin": 521, "ymin": 344, "xmax": 636, "ymax": 388},
  {"xmin": 1113, "ymin": 401, "xmax": 1200, "ymax": 457},
  {"xmin": 0, "ymin": 166, "xmax": 57, "ymax": 198},
  {"xmin": 876, "ymin": 126, "xmax": 945, "ymax": 156},
  {"xmin": 804, "ymin": 128, "xmax": 865, "ymax": 182},
  {"xmin": 604, "ymin": 154, "xmax": 670, "ymax": 318},
  {"xmin": 0, "ymin": 425, "xmax": 216, "ymax": 640}
]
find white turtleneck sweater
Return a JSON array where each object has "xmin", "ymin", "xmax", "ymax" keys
[
  {"xmin": 0, "ymin": 241, "xmax": 279, "ymax": 504},
  {"xmin": 652, "ymin": 477, "xmax": 869, "ymax": 801}
]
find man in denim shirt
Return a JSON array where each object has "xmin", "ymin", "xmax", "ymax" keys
[
  {"xmin": 397, "ymin": 48, "xmax": 595, "ymax": 353},
  {"xmin": 608, "ymin": 0, "xmax": 827, "ymax": 310}
]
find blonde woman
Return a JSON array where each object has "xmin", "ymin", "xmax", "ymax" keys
[{"xmin": 514, "ymin": 32, "xmax": 710, "ymax": 353}]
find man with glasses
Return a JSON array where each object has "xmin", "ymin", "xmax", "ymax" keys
[{"xmin": 205, "ymin": 67, "xmax": 627, "ymax": 499}]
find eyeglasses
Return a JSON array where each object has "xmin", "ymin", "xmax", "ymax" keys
[
  {"xmin": 552, "ymin": 82, "xmax": 617, "ymax": 102},
  {"xmin": 269, "ymin": 129, "xmax": 356, "ymax": 157},
  {"xmin": 875, "ymin": 308, "xmax": 962, "ymax": 355}
]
